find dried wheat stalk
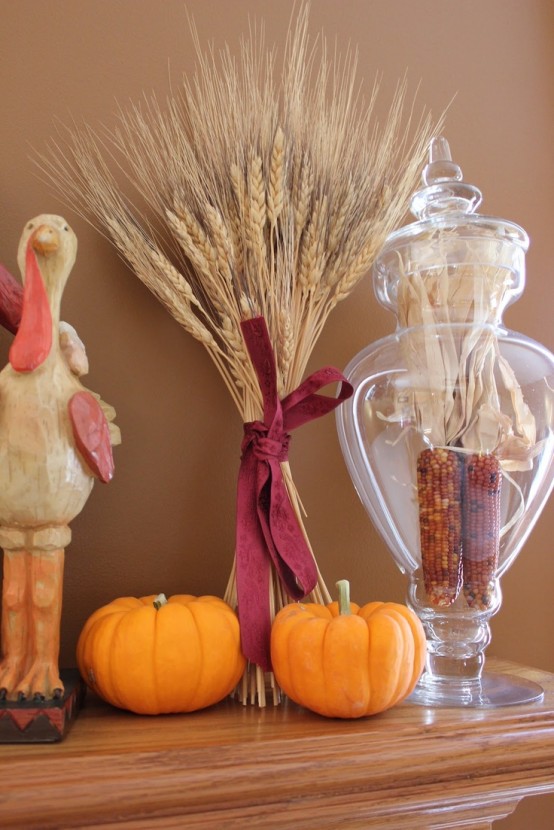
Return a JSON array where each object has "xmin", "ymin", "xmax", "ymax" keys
[{"xmin": 37, "ymin": 5, "xmax": 440, "ymax": 704}]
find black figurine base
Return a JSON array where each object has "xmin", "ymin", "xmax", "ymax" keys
[{"xmin": 0, "ymin": 669, "xmax": 86, "ymax": 743}]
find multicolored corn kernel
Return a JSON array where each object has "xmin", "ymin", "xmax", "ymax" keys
[
  {"xmin": 462, "ymin": 453, "xmax": 502, "ymax": 610},
  {"xmin": 417, "ymin": 447, "xmax": 463, "ymax": 606}
]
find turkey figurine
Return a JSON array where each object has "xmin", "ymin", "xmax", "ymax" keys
[{"xmin": 0, "ymin": 214, "xmax": 120, "ymax": 701}]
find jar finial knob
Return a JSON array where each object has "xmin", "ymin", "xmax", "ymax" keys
[{"xmin": 410, "ymin": 136, "xmax": 482, "ymax": 220}]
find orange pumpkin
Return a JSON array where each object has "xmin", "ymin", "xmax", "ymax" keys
[
  {"xmin": 270, "ymin": 580, "xmax": 426, "ymax": 718},
  {"xmin": 77, "ymin": 593, "xmax": 246, "ymax": 715}
]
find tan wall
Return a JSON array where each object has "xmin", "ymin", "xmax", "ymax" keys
[{"xmin": 2, "ymin": 1, "xmax": 553, "ymax": 826}]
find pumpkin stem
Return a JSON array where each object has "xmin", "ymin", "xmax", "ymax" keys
[
  {"xmin": 153, "ymin": 593, "xmax": 168, "ymax": 610},
  {"xmin": 336, "ymin": 580, "xmax": 352, "ymax": 615}
]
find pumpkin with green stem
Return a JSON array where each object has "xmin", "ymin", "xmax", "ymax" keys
[
  {"xmin": 270, "ymin": 580, "xmax": 426, "ymax": 718},
  {"xmin": 77, "ymin": 593, "xmax": 246, "ymax": 714}
]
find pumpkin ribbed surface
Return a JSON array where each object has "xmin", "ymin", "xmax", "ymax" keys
[
  {"xmin": 77, "ymin": 594, "xmax": 246, "ymax": 714},
  {"xmin": 270, "ymin": 589, "xmax": 426, "ymax": 719}
]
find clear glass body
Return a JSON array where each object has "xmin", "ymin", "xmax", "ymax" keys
[{"xmin": 337, "ymin": 138, "xmax": 554, "ymax": 706}]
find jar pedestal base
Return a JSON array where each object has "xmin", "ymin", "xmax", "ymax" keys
[{"xmin": 409, "ymin": 671, "xmax": 544, "ymax": 708}]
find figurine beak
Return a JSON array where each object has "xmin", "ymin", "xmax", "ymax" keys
[{"xmin": 31, "ymin": 224, "xmax": 60, "ymax": 257}]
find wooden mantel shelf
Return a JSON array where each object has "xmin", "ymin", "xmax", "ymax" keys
[{"xmin": 1, "ymin": 658, "xmax": 554, "ymax": 829}]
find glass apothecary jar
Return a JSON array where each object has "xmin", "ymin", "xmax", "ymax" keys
[{"xmin": 337, "ymin": 137, "xmax": 554, "ymax": 706}]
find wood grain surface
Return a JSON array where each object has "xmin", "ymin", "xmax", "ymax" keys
[{"xmin": 1, "ymin": 658, "xmax": 553, "ymax": 829}]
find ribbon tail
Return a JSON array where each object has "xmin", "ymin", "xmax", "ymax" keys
[
  {"xmin": 235, "ymin": 449, "xmax": 273, "ymax": 671},
  {"xmin": 265, "ymin": 458, "xmax": 318, "ymax": 599}
]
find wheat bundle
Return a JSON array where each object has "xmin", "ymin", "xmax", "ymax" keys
[{"xmin": 38, "ymin": 6, "xmax": 440, "ymax": 704}]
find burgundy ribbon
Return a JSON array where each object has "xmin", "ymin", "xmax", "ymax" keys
[{"xmin": 236, "ymin": 316, "xmax": 353, "ymax": 671}]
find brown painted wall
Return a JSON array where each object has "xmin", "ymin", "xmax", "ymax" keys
[{"xmin": 1, "ymin": 1, "xmax": 553, "ymax": 826}]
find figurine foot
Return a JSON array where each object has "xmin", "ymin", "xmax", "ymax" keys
[
  {"xmin": 15, "ymin": 661, "xmax": 64, "ymax": 701},
  {"xmin": 0, "ymin": 657, "xmax": 29, "ymax": 701}
]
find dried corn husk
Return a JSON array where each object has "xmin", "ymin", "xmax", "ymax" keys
[{"xmin": 388, "ymin": 250, "xmax": 539, "ymax": 471}]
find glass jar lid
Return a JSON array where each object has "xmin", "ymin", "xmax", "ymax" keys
[{"xmin": 373, "ymin": 137, "xmax": 530, "ymax": 322}]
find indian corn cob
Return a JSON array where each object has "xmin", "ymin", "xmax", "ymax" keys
[
  {"xmin": 416, "ymin": 448, "xmax": 463, "ymax": 606},
  {"xmin": 462, "ymin": 453, "xmax": 503, "ymax": 609},
  {"xmin": 417, "ymin": 448, "xmax": 503, "ymax": 610}
]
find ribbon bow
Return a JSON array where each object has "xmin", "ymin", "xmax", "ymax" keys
[{"xmin": 236, "ymin": 316, "xmax": 353, "ymax": 671}]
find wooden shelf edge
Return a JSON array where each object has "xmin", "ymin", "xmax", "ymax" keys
[{"xmin": 1, "ymin": 658, "xmax": 553, "ymax": 829}]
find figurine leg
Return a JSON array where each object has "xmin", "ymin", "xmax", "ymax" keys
[
  {"xmin": 15, "ymin": 547, "xmax": 65, "ymax": 700},
  {"xmin": 0, "ymin": 547, "xmax": 32, "ymax": 700}
]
